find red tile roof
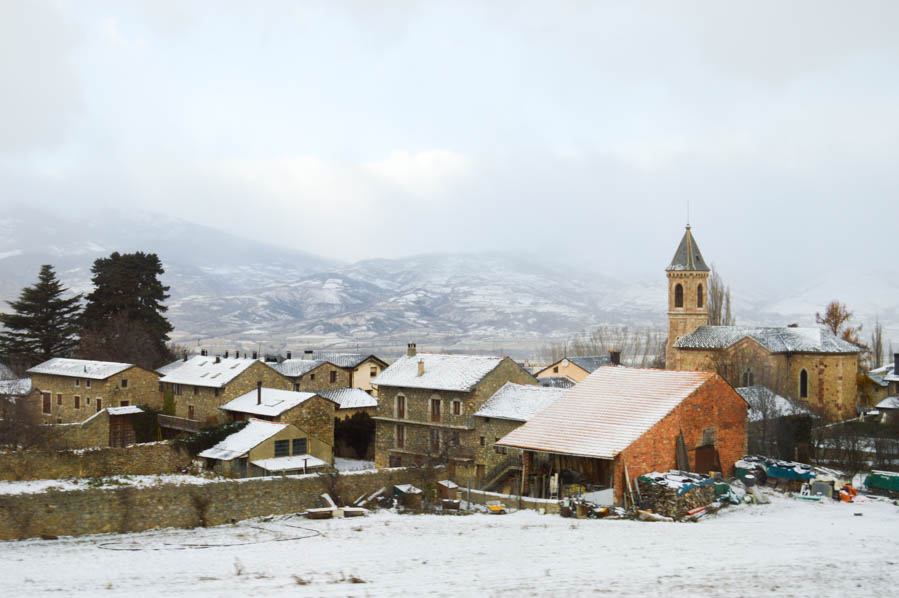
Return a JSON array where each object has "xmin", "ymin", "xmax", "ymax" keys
[{"xmin": 497, "ymin": 367, "xmax": 714, "ymax": 459}]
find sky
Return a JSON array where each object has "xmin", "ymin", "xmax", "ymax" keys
[{"xmin": 2, "ymin": 0, "xmax": 898, "ymax": 282}]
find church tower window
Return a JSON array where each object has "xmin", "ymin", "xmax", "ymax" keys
[
  {"xmin": 697, "ymin": 284, "xmax": 703, "ymax": 308},
  {"xmin": 742, "ymin": 368, "xmax": 754, "ymax": 387},
  {"xmin": 799, "ymin": 369, "xmax": 808, "ymax": 398},
  {"xmin": 674, "ymin": 284, "xmax": 684, "ymax": 308}
]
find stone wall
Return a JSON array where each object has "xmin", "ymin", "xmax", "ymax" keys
[
  {"xmin": 0, "ymin": 442, "xmax": 191, "ymax": 481},
  {"xmin": 459, "ymin": 487, "xmax": 560, "ymax": 514},
  {"xmin": 0, "ymin": 467, "xmax": 425, "ymax": 540}
]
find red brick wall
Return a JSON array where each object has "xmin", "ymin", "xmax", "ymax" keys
[{"xmin": 615, "ymin": 375, "xmax": 747, "ymax": 503}]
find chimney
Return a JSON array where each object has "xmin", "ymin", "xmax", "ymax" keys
[
  {"xmin": 609, "ymin": 350, "xmax": 621, "ymax": 366},
  {"xmin": 418, "ymin": 359, "xmax": 425, "ymax": 376},
  {"xmin": 224, "ymin": 351, "xmax": 229, "ymax": 358},
  {"xmin": 304, "ymin": 349, "xmax": 314, "ymax": 358},
  {"xmin": 215, "ymin": 355, "xmax": 221, "ymax": 364},
  {"xmin": 182, "ymin": 352, "xmax": 188, "ymax": 362},
  {"xmin": 257, "ymin": 381, "xmax": 262, "ymax": 405},
  {"xmin": 252, "ymin": 351, "xmax": 258, "ymax": 360},
  {"xmin": 200, "ymin": 349, "xmax": 206, "ymax": 357},
  {"xmin": 407, "ymin": 342, "xmax": 417, "ymax": 357},
  {"xmin": 286, "ymin": 351, "xmax": 292, "ymax": 360}
]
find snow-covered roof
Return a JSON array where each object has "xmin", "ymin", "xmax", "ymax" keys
[
  {"xmin": 107, "ymin": 406, "xmax": 144, "ymax": 416},
  {"xmin": 27, "ymin": 358, "xmax": 135, "ymax": 380},
  {"xmin": 499, "ymin": 367, "xmax": 723, "ymax": 459},
  {"xmin": 474, "ymin": 382, "xmax": 565, "ymax": 422},
  {"xmin": 220, "ymin": 388, "xmax": 323, "ymax": 417},
  {"xmin": 0, "ymin": 377, "xmax": 32, "ymax": 396},
  {"xmin": 156, "ymin": 359, "xmax": 188, "ymax": 377},
  {"xmin": 539, "ymin": 356, "xmax": 610, "ymax": 377},
  {"xmin": 537, "ymin": 376, "xmax": 576, "ymax": 389},
  {"xmin": 666, "ymin": 226, "xmax": 710, "ymax": 272},
  {"xmin": 674, "ymin": 326, "xmax": 859, "ymax": 354},
  {"xmin": 736, "ymin": 386, "xmax": 815, "ymax": 421},
  {"xmin": 372, "ymin": 353, "xmax": 507, "ymax": 392},
  {"xmin": 316, "ymin": 388, "xmax": 378, "ymax": 409},
  {"xmin": 198, "ymin": 419, "xmax": 290, "ymax": 461},
  {"xmin": 876, "ymin": 396, "xmax": 899, "ymax": 410},
  {"xmin": 437, "ymin": 479, "xmax": 459, "ymax": 489},
  {"xmin": 394, "ymin": 484, "xmax": 422, "ymax": 494},
  {"xmin": 251, "ymin": 454, "xmax": 327, "ymax": 472},
  {"xmin": 301, "ymin": 352, "xmax": 386, "ymax": 369},
  {"xmin": 158, "ymin": 356, "xmax": 264, "ymax": 388},
  {"xmin": 271, "ymin": 359, "xmax": 325, "ymax": 377}
]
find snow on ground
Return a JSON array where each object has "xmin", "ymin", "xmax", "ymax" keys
[
  {"xmin": 0, "ymin": 475, "xmax": 218, "ymax": 495},
  {"xmin": 333, "ymin": 457, "xmax": 376, "ymax": 472},
  {"xmin": 1, "ymin": 494, "xmax": 898, "ymax": 597}
]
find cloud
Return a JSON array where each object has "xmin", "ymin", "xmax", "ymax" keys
[{"xmin": 362, "ymin": 150, "xmax": 472, "ymax": 197}]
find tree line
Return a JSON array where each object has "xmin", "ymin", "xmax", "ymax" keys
[{"xmin": 0, "ymin": 252, "xmax": 173, "ymax": 374}]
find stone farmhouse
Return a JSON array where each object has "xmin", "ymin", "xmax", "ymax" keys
[
  {"xmin": 199, "ymin": 418, "xmax": 328, "ymax": 477},
  {"xmin": 219, "ymin": 386, "xmax": 336, "ymax": 465},
  {"xmin": 316, "ymin": 387, "xmax": 379, "ymax": 420},
  {"xmin": 299, "ymin": 351, "xmax": 389, "ymax": 393},
  {"xmin": 498, "ymin": 366, "xmax": 748, "ymax": 505},
  {"xmin": 371, "ymin": 343, "xmax": 536, "ymax": 481},
  {"xmin": 271, "ymin": 357, "xmax": 350, "ymax": 392},
  {"xmin": 157, "ymin": 355, "xmax": 292, "ymax": 430},
  {"xmin": 28, "ymin": 358, "xmax": 160, "ymax": 424},
  {"xmin": 470, "ymin": 382, "xmax": 566, "ymax": 492},
  {"xmin": 535, "ymin": 355, "xmax": 611, "ymax": 383},
  {"xmin": 664, "ymin": 226, "xmax": 860, "ymax": 422}
]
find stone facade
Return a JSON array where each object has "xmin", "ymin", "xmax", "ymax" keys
[
  {"xmin": 0, "ymin": 467, "xmax": 433, "ymax": 540},
  {"xmin": 665, "ymin": 271, "xmax": 709, "ymax": 365},
  {"xmin": 0, "ymin": 442, "xmax": 191, "ymax": 481},
  {"xmin": 614, "ymin": 374, "xmax": 747, "ymax": 503},
  {"xmin": 166, "ymin": 361, "xmax": 293, "ymax": 425},
  {"xmin": 471, "ymin": 416, "xmax": 524, "ymax": 490},
  {"xmin": 373, "ymin": 358, "xmax": 535, "ymax": 482},
  {"xmin": 31, "ymin": 366, "xmax": 160, "ymax": 425},
  {"xmin": 286, "ymin": 362, "xmax": 351, "ymax": 392}
]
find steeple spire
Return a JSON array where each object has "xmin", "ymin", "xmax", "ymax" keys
[{"xmin": 666, "ymin": 226, "xmax": 709, "ymax": 272}]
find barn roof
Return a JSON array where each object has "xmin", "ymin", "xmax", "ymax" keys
[
  {"xmin": 473, "ymin": 382, "xmax": 565, "ymax": 422},
  {"xmin": 498, "ymin": 367, "xmax": 716, "ymax": 459},
  {"xmin": 220, "ymin": 388, "xmax": 327, "ymax": 417},
  {"xmin": 198, "ymin": 419, "xmax": 290, "ymax": 461}
]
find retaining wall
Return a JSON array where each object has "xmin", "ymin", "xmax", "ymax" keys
[{"xmin": 460, "ymin": 487, "xmax": 561, "ymax": 514}]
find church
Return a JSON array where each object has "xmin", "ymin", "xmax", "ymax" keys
[{"xmin": 664, "ymin": 226, "xmax": 859, "ymax": 422}]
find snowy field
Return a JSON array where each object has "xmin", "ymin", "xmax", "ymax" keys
[{"xmin": 1, "ymin": 494, "xmax": 897, "ymax": 597}]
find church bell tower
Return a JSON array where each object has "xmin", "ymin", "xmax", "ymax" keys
[{"xmin": 665, "ymin": 225, "xmax": 710, "ymax": 369}]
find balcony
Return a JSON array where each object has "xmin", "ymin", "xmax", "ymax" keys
[{"xmin": 157, "ymin": 414, "xmax": 201, "ymax": 434}]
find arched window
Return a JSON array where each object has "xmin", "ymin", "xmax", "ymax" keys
[
  {"xmin": 742, "ymin": 368, "xmax": 754, "ymax": 387},
  {"xmin": 674, "ymin": 283, "xmax": 684, "ymax": 308},
  {"xmin": 697, "ymin": 284, "xmax": 704, "ymax": 308},
  {"xmin": 799, "ymin": 369, "xmax": 808, "ymax": 398}
]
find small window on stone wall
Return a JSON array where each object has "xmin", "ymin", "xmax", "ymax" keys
[
  {"xmin": 86, "ymin": 380, "xmax": 92, "ymax": 389},
  {"xmin": 330, "ymin": 370, "xmax": 337, "ymax": 383},
  {"xmin": 674, "ymin": 283, "xmax": 684, "ymax": 308},
  {"xmin": 121, "ymin": 379, "xmax": 128, "ymax": 389},
  {"xmin": 74, "ymin": 395, "xmax": 80, "ymax": 409},
  {"xmin": 697, "ymin": 284, "xmax": 704, "ymax": 308},
  {"xmin": 800, "ymin": 369, "xmax": 809, "ymax": 398}
]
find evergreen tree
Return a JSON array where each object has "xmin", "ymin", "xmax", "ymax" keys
[
  {"xmin": 79, "ymin": 252, "xmax": 173, "ymax": 368},
  {"xmin": 0, "ymin": 265, "xmax": 82, "ymax": 368}
]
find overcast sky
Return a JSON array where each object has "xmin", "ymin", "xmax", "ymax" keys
[{"xmin": 2, "ymin": 1, "xmax": 898, "ymax": 282}]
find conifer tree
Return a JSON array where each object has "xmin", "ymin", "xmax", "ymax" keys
[
  {"xmin": 79, "ymin": 252, "xmax": 173, "ymax": 368},
  {"xmin": 0, "ymin": 265, "xmax": 82, "ymax": 368}
]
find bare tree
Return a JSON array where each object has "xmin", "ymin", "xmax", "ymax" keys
[
  {"xmin": 815, "ymin": 301, "xmax": 870, "ymax": 368},
  {"xmin": 538, "ymin": 326, "xmax": 666, "ymax": 367},
  {"xmin": 708, "ymin": 265, "xmax": 734, "ymax": 326},
  {"xmin": 870, "ymin": 319, "xmax": 884, "ymax": 369}
]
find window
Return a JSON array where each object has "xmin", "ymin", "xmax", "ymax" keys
[
  {"xmin": 479, "ymin": 436, "xmax": 486, "ymax": 447},
  {"xmin": 173, "ymin": 384, "xmax": 182, "ymax": 396},
  {"xmin": 194, "ymin": 386, "xmax": 199, "ymax": 395},
  {"xmin": 85, "ymin": 380, "xmax": 92, "ymax": 389},
  {"xmin": 553, "ymin": 366, "xmax": 559, "ymax": 374},
  {"xmin": 120, "ymin": 401, "xmax": 129, "ymax": 407},
  {"xmin": 800, "ymin": 369, "xmax": 809, "ymax": 398},
  {"xmin": 742, "ymin": 368, "xmax": 754, "ymax": 387},
  {"xmin": 674, "ymin": 283, "xmax": 684, "ymax": 308},
  {"xmin": 292, "ymin": 438, "xmax": 308, "ymax": 455},
  {"xmin": 214, "ymin": 388, "xmax": 220, "ymax": 398},
  {"xmin": 158, "ymin": 382, "xmax": 164, "ymax": 392},
  {"xmin": 42, "ymin": 392, "xmax": 51, "ymax": 415},
  {"xmin": 430, "ymin": 428, "xmax": 440, "ymax": 452},
  {"xmin": 430, "ymin": 398, "xmax": 441, "ymax": 422},
  {"xmin": 370, "ymin": 367, "xmax": 378, "ymax": 377},
  {"xmin": 188, "ymin": 405, "xmax": 195, "ymax": 419},
  {"xmin": 274, "ymin": 439, "xmax": 289, "ymax": 458},
  {"xmin": 56, "ymin": 393, "xmax": 62, "ymax": 406},
  {"xmin": 396, "ymin": 395, "xmax": 406, "ymax": 419},
  {"xmin": 74, "ymin": 395, "xmax": 80, "ymax": 409},
  {"xmin": 494, "ymin": 444, "xmax": 507, "ymax": 455},
  {"xmin": 310, "ymin": 373, "xmax": 316, "ymax": 381},
  {"xmin": 57, "ymin": 417, "xmax": 62, "ymax": 424},
  {"xmin": 453, "ymin": 400, "xmax": 461, "ymax": 416},
  {"xmin": 389, "ymin": 455, "xmax": 402, "ymax": 467},
  {"xmin": 330, "ymin": 370, "xmax": 337, "ymax": 383},
  {"xmin": 697, "ymin": 284, "xmax": 704, "ymax": 308},
  {"xmin": 74, "ymin": 379, "xmax": 80, "ymax": 388},
  {"xmin": 293, "ymin": 383, "xmax": 300, "ymax": 391},
  {"xmin": 395, "ymin": 424, "xmax": 405, "ymax": 448},
  {"xmin": 96, "ymin": 399, "xmax": 102, "ymax": 412},
  {"xmin": 121, "ymin": 378, "xmax": 128, "ymax": 389},
  {"xmin": 86, "ymin": 397, "xmax": 91, "ymax": 405}
]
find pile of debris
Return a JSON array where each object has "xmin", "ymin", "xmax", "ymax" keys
[
  {"xmin": 636, "ymin": 471, "xmax": 718, "ymax": 519},
  {"xmin": 735, "ymin": 456, "xmax": 815, "ymax": 491}
]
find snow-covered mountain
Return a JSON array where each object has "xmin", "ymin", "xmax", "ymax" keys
[{"xmin": 0, "ymin": 205, "xmax": 894, "ymax": 354}]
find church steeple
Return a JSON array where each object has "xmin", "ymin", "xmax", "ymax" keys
[{"xmin": 666, "ymin": 225, "xmax": 710, "ymax": 369}]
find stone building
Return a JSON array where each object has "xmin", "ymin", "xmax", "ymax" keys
[
  {"xmin": 498, "ymin": 366, "xmax": 748, "ymax": 505},
  {"xmin": 316, "ymin": 387, "xmax": 379, "ymax": 420},
  {"xmin": 157, "ymin": 355, "xmax": 292, "ymax": 429},
  {"xmin": 219, "ymin": 386, "xmax": 337, "ymax": 465},
  {"xmin": 470, "ymin": 382, "xmax": 565, "ymax": 492},
  {"xmin": 371, "ymin": 344, "xmax": 536, "ymax": 481},
  {"xmin": 535, "ymin": 355, "xmax": 610, "ymax": 383},
  {"xmin": 28, "ymin": 358, "xmax": 160, "ymax": 424},
  {"xmin": 271, "ymin": 358, "xmax": 350, "ymax": 392},
  {"xmin": 199, "ymin": 419, "xmax": 328, "ymax": 477},
  {"xmin": 664, "ymin": 226, "xmax": 860, "ymax": 422},
  {"xmin": 296, "ymin": 351, "xmax": 389, "ymax": 393}
]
